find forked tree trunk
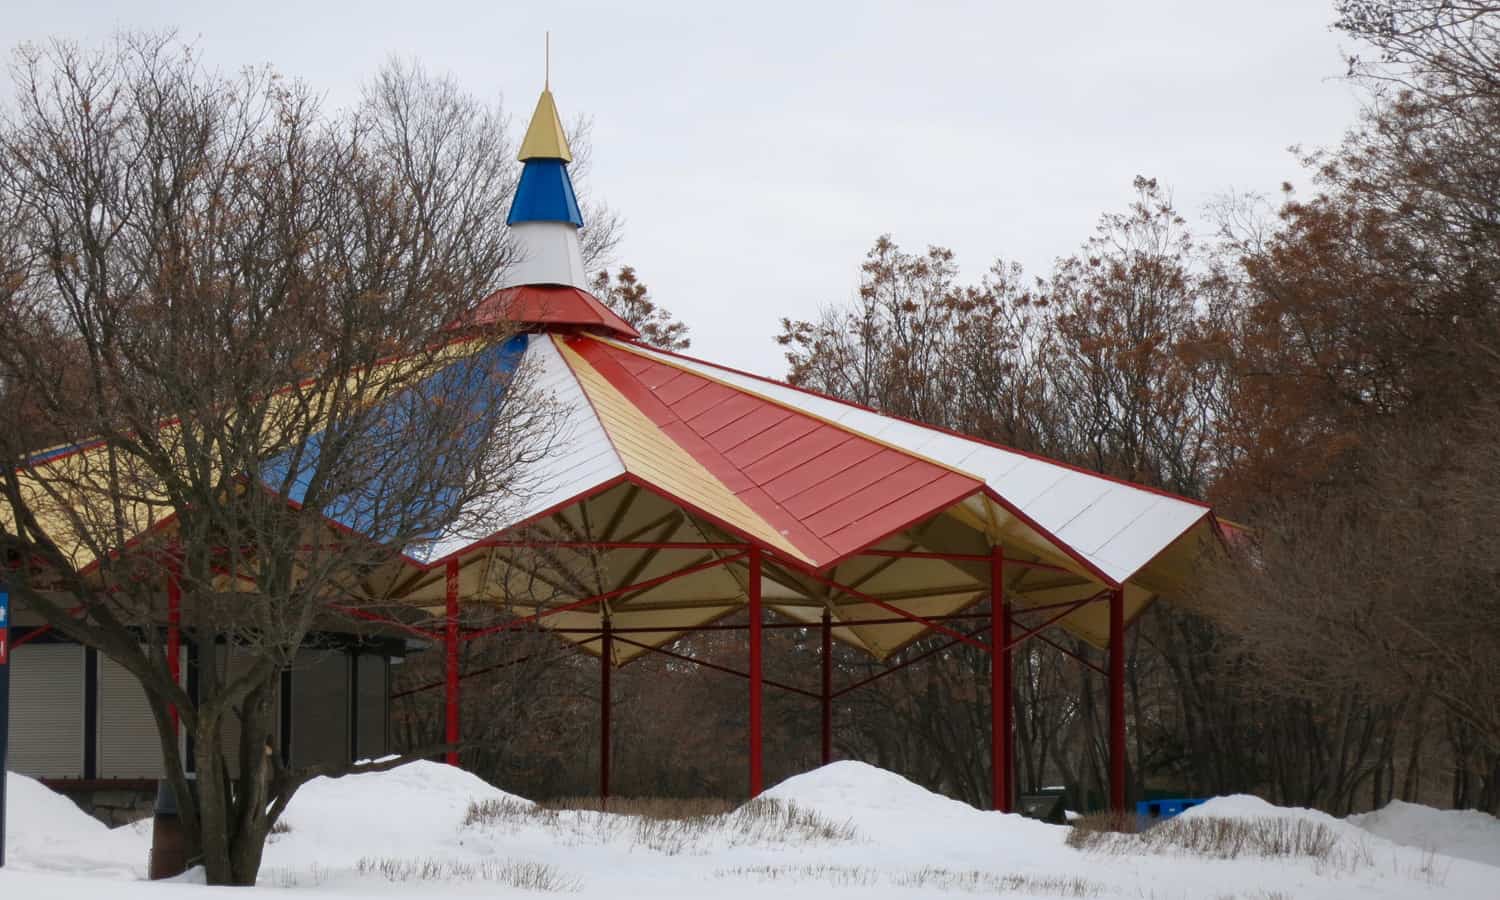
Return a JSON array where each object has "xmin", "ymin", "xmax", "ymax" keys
[{"xmin": 186, "ymin": 665, "xmax": 285, "ymax": 885}]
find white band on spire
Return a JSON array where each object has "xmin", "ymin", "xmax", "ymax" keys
[{"xmin": 503, "ymin": 221, "xmax": 589, "ymax": 289}]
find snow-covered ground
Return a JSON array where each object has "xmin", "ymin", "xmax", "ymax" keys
[{"xmin": 4, "ymin": 762, "xmax": 1498, "ymax": 899}]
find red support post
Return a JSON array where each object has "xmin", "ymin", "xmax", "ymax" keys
[
  {"xmin": 1001, "ymin": 555, "xmax": 1015, "ymax": 812},
  {"xmin": 748, "ymin": 546, "xmax": 763, "ymax": 797},
  {"xmin": 600, "ymin": 616, "xmax": 612, "ymax": 801},
  {"xmin": 1108, "ymin": 587, "xmax": 1126, "ymax": 813},
  {"xmin": 820, "ymin": 608, "xmax": 832, "ymax": 766},
  {"xmin": 990, "ymin": 545, "xmax": 1012, "ymax": 812},
  {"xmin": 444, "ymin": 557, "xmax": 461, "ymax": 767},
  {"xmin": 167, "ymin": 562, "xmax": 182, "ymax": 734}
]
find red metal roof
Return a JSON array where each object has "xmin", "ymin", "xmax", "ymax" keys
[
  {"xmin": 466, "ymin": 284, "xmax": 640, "ymax": 338},
  {"xmin": 564, "ymin": 334, "xmax": 982, "ymax": 566}
]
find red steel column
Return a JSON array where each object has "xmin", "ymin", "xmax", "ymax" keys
[
  {"xmin": 167, "ymin": 562, "xmax": 182, "ymax": 734},
  {"xmin": 1108, "ymin": 587, "xmax": 1126, "ymax": 813},
  {"xmin": 600, "ymin": 616, "xmax": 612, "ymax": 800},
  {"xmin": 1000, "ymin": 556, "xmax": 1015, "ymax": 811},
  {"xmin": 444, "ymin": 557, "xmax": 461, "ymax": 767},
  {"xmin": 748, "ymin": 546, "xmax": 763, "ymax": 797},
  {"xmin": 990, "ymin": 545, "xmax": 1012, "ymax": 812},
  {"xmin": 820, "ymin": 607, "xmax": 832, "ymax": 766}
]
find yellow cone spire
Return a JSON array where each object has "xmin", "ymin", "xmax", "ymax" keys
[{"xmin": 518, "ymin": 89, "xmax": 573, "ymax": 162}]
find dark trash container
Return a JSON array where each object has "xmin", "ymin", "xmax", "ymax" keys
[
  {"xmin": 149, "ymin": 775, "xmax": 196, "ymax": 880},
  {"xmin": 1018, "ymin": 789, "xmax": 1069, "ymax": 825}
]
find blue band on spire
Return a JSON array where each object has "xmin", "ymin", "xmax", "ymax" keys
[{"xmin": 507, "ymin": 158, "xmax": 584, "ymax": 227}]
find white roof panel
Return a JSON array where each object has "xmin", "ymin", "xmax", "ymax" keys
[
  {"xmin": 1091, "ymin": 499, "xmax": 1209, "ymax": 579},
  {"xmin": 988, "ymin": 455, "xmax": 1072, "ymax": 512},
  {"xmin": 1023, "ymin": 473, "xmax": 1114, "ymax": 538},
  {"xmin": 1052, "ymin": 483, "xmax": 1163, "ymax": 556}
]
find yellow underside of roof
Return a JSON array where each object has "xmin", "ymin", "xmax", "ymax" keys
[{"xmin": 553, "ymin": 336, "xmax": 806, "ymax": 562}]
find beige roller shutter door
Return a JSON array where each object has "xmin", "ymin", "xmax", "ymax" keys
[
  {"xmin": 355, "ymin": 655, "xmax": 388, "ymax": 760},
  {"xmin": 290, "ymin": 649, "xmax": 349, "ymax": 768},
  {"xmin": 7, "ymin": 643, "xmax": 85, "ymax": 778},
  {"xmin": 213, "ymin": 643, "xmax": 282, "ymax": 774},
  {"xmin": 97, "ymin": 649, "xmax": 184, "ymax": 779}
]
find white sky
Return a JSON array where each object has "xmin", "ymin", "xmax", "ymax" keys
[{"xmin": 9, "ymin": 1, "xmax": 1364, "ymax": 377}]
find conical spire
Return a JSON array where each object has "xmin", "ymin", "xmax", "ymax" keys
[
  {"xmin": 503, "ymin": 80, "xmax": 588, "ymax": 289},
  {"xmin": 518, "ymin": 89, "xmax": 573, "ymax": 162}
]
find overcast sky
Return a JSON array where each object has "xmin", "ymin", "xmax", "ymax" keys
[{"xmin": 10, "ymin": 1, "xmax": 1365, "ymax": 376}]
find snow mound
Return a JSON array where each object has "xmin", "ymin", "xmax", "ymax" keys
[
  {"xmin": 1179, "ymin": 793, "xmax": 1345, "ymax": 828},
  {"xmin": 1350, "ymin": 800, "xmax": 1500, "ymax": 868},
  {"xmin": 763, "ymin": 760, "xmax": 980, "ymax": 822},
  {"xmin": 5, "ymin": 770, "xmax": 109, "ymax": 842},
  {"xmin": 7, "ymin": 762, "xmax": 1500, "ymax": 900},
  {"xmin": 3, "ymin": 771, "xmax": 148, "ymax": 878},
  {"xmin": 760, "ymin": 760, "xmax": 1064, "ymax": 864},
  {"xmin": 271, "ymin": 759, "xmax": 528, "ymax": 864}
]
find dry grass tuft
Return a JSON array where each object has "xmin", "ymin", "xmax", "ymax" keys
[
  {"xmin": 893, "ymin": 867, "xmax": 1102, "ymax": 896},
  {"xmin": 542, "ymin": 796, "xmax": 736, "ymax": 818},
  {"xmin": 462, "ymin": 794, "xmax": 858, "ymax": 855},
  {"xmin": 355, "ymin": 856, "xmax": 580, "ymax": 891},
  {"xmin": 713, "ymin": 864, "xmax": 1099, "ymax": 895},
  {"xmin": 1064, "ymin": 810, "xmax": 1139, "ymax": 848},
  {"xmin": 714, "ymin": 864, "xmax": 881, "ymax": 886},
  {"xmin": 1068, "ymin": 813, "xmax": 1367, "ymax": 873},
  {"xmin": 464, "ymin": 796, "xmax": 539, "ymax": 827}
]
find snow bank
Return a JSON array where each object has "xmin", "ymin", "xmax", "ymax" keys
[
  {"xmin": 761, "ymin": 761, "xmax": 1066, "ymax": 871},
  {"xmin": 3, "ymin": 771, "xmax": 148, "ymax": 878},
  {"xmin": 1181, "ymin": 792, "xmax": 1346, "ymax": 827},
  {"xmin": 268, "ymin": 759, "xmax": 529, "ymax": 866},
  {"xmin": 4, "ymin": 770, "xmax": 109, "ymax": 843},
  {"xmin": 1351, "ymin": 800, "xmax": 1500, "ymax": 868},
  {"xmin": 1185, "ymin": 793, "xmax": 1500, "ymax": 870},
  {"xmin": 762, "ymin": 760, "xmax": 981, "ymax": 823},
  {"xmin": 8, "ymin": 761, "xmax": 1500, "ymax": 899}
]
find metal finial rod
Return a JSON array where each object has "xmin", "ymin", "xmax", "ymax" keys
[{"xmin": 545, "ymin": 32, "xmax": 550, "ymax": 89}]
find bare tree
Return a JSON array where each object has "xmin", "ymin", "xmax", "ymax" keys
[
  {"xmin": 0, "ymin": 34, "xmax": 560, "ymax": 884},
  {"xmin": 591, "ymin": 265, "xmax": 691, "ymax": 349},
  {"xmin": 1337, "ymin": 1, "xmax": 1500, "ymax": 100},
  {"xmin": 1199, "ymin": 412, "xmax": 1500, "ymax": 807}
]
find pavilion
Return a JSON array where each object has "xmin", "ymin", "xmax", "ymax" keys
[
  {"xmin": 3, "ymin": 78, "xmax": 1224, "ymax": 818},
  {"xmin": 371, "ymin": 82, "xmax": 1226, "ymax": 813}
]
